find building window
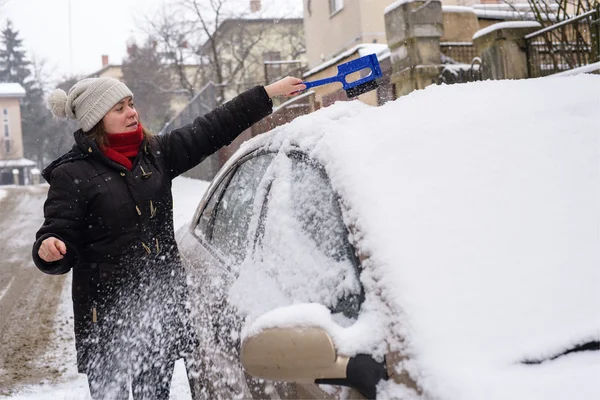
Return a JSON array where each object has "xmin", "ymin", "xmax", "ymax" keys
[
  {"xmin": 329, "ymin": 0, "xmax": 343, "ymax": 15},
  {"xmin": 2, "ymin": 109, "xmax": 8, "ymax": 138},
  {"xmin": 4, "ymin": 139, "xmax": 11, "ymax": 154},
  {"xmin": 250, "ymin": 0, "xmax": 261, "ymax": 12}
]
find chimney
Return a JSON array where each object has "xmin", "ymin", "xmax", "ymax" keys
[
  {"xmin": 250, "ymin": 0, "xmax": 261, "ymax": 12},
  {"xmin": 101, "ymin": 55, "xmax": 109, "ymax": 67}
]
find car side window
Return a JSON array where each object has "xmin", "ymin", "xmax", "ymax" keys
[
  {"xmin": 195, "ymin": 173, "xmax": 231, "ymax": 239},
  {"xmin": 210, "ymin": 153, "xmax": 274, "ymax": 265},
  {"xmin": 290, "ymin": 156, "xmax": 363, "ymax": 318},
  {"xmin": 230, "ymin": 153, "xmax": 363, "ymax": 321}
]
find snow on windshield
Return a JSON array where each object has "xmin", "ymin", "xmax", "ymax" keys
[{"xmin": 239, "ymin": 75, "xmax": 600, "ymax": 399}]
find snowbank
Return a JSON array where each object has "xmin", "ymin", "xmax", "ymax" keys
[{"xmin": 171, "ymin": 176, "xmax": 210, "ymax": 231}]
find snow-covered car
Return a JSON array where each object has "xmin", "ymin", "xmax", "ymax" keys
[{"xmin": 175, "ymin": 75, "xmax": 600, "ymax": 400}]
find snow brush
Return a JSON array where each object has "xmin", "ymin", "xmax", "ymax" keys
[{"xmin": 303, "ymin": 54, "xmax": 383, "ymax": 98}]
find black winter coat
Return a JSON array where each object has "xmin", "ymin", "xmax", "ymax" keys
[{"xmin": 32, "ymin": 86, "xmax": 272, "ymax": 374}]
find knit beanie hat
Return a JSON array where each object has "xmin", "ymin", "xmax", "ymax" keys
[{"xmin": 47, "ymin": 78, "xmax": 134, "ymax": 132}]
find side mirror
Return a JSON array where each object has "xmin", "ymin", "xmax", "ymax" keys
[{"xmin": 241, "ymin": 326, "xmax": 349, "ymax": 383}]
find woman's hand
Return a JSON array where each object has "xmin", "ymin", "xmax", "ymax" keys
[
  {"xmin": 38, "ymin": 237, "xmax": 67, "ymax": 263},
  {"xmin": 265, "ymin": 77, "xmax": 306, "ymax": 98}
]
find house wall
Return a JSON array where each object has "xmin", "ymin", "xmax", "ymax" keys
[
  {"xmin": 216, "ymin": 19, "xmax": 305, "ymax": 101},
  {"xmin": 0, "ymin": 98, "xmax": 24, "ymax": 160},
  {"xmin": 441, "ymin": 9, "xmax": 480, "ymax": 42},
  {"xmin": 303, "ymin": 0, "xmax": 396, "ymax": 69}
]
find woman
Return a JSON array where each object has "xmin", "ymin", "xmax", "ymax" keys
[{"xmin": 32, "ymin": 76, "xmax": 305, "ymax": 399}]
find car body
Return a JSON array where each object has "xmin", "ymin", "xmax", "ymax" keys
[{"xmin": 176, "ymin": 76, "xmax": 600, "ymax": 400}]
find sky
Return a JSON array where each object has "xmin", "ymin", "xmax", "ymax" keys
[
  {"xmin": 1, "ymin": 0, "xmax": 164, "ymax": 81},
  {"xmin": 1, "ymin": 0, "xmax": 303, "ymax": 85}
]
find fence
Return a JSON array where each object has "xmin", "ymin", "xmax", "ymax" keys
[
  {"xmin": 159, "ymin": 82, "xmax": 223, "ymax": 180},
  {"xmin": 440, "ymin": 42, "xmax": 479, "ymax": 65},
  {"xmin": 159, "ymin": 82, "xmax": 218, "ymax": 136},
  {"xmin": 525, "ymin": 6, "xmax": 600, "ymax": 78},
  {"xmin": 437, "ymin": 42, "xmax": 482, "ymax": 85},
  {"xmin": 263, "ymin": 60, "xmax": 305, "ymax": 85}
]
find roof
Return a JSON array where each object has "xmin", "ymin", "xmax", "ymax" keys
[
  {"xmin": 0, "ymin": 83, "xmax": 26, "ymax": 98},
  {"xmin": 0, "ymin": 158, "xmax": 37, "ymax": 168},
  {"xmin": 233, "ymin": 75, "xmax": 600, "ymax": 399},
  {"xmin": 443, "ymin": 3, "xmax": 558, "ymax": 21},
  {"xmin": 303, "ymin": 43, "xmax": 389, "ymax": 78},
  {"xmin": 85, "ymin": 64, "xmax": 122, "ymax": 79},
  {"xmin": 473, "ymin": 20, "xmax": 541, "ymax": 41}
]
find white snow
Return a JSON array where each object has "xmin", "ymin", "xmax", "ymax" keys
[
  {"xmin": 0, "ymin": 158, "xmax": 37, "ymax": 168},
  {"xmin": 384, "ymin": 0, "xmax": 431, "ymax": 15},
  {"xmin": 6, "ymin": 175, "xmax": 210, "ymax": 399},
  {"xmin": 171, "ymin": 176, "xmax": 210, "ymax": 231},
  {"xmin": 473, "ymin": 20, "xmax": 541, "ymax": 40},
  {"xmin": 0, "ymin": 83, "xmax": 26, "ymax": 97},
  {"xmin": 449, "ymin": 3, "xmax": 559, "ymax": 21},
  {"xmin": 551, "ymin": 61, "xmax": 600, "ymax": 77},
  {"xmin": 234, "ymin": 75, "xmax": 600, "ymax": 399},
  {"xmin": 0, "ymin": 188, "xmax": 6, "ymax": 202},
  {"xmin": 442, "ymin": 5, "xmax": 475, "ymax": 14}
]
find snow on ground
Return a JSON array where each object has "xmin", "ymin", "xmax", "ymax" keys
[
  {"xmin": 233, "ymin": 75, "xmax": 600, "ymax": 399},
  {"xmin": 7, "ymin": 176, "xmax": 209, "ymax": 399},
  {"xmin": 171, "ymin": 176, "xmax": 210, "ymax": 231}
]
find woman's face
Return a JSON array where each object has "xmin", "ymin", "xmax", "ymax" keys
[{"xmin": 102, "ymin": 97, "xmax": 139, "ymax": 134}]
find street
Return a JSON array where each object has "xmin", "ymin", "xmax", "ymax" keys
[
  {"xmin": 0, "ymin": 185, "xmax": 67, "ymax": 395},
  {"xmin": 0, "ymin": 179, "xmax": 205, "ymax": 398}
]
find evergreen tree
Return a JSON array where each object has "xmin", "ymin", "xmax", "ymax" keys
[
  {"xmin": 121, "ymin": 39, "xmax": 173, "ymax": 133},
  {"xmin": 0, "ymin": 20, "xmax": 32, "ymax": 89}
]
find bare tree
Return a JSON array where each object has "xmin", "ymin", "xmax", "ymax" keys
[
  {"xmin": 146, "ymin": 5, "xmax": 206, "ymax": 99},
  {"xmin": 148, "ymin": 0, "xmax": 304, "ymax": 103},
  {"xmin": 504, "ymin": 1, "xmax": 598, "ymax": 75},
  {"xmin": 502, "ymin": 0, "xmax": 596, "ymax": 22}
]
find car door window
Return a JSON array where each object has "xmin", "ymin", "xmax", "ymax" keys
[
  {"xmin": 195, "ymin": 172, "xmax": 232, "ymax": 240},
  {"xmin": 229, "ymin": 153, "xmax": 363, "ymax": 321},
  {"xmin": 210, "ymin": 153, "xmax": 274, "ymax": 265},
  {"xmin": 289, "ymin": 155, "xmax": 363, "ymax": 318}
]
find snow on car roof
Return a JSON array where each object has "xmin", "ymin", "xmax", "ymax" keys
[{"xmin": 241, "ymin": 75, "xmax": 600, "ymax": 399}]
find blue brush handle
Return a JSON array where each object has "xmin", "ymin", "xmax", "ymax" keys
[
  {"xmin": 300, "ymin": 54, "xmax": 382, "ymax": 93},
  {"xmin": 304, "ymin": 75, "xmax": 344, "ymax": 89}
]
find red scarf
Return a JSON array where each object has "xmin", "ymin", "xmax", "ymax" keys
[{"xmin": 102, "ymin": 124, "xmax": 144, "ymax": 170}]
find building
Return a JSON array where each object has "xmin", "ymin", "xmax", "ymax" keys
[
  {"xmin": 196, "ymin": 0, "xmax": 305, "ymax": 103},
  {"xmin": 0, "ymin": 83, "xmax": 36, "ymax": 185}
]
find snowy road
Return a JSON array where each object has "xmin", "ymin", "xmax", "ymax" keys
[
  {"xmin": 0, "ymin": 185, "xmax": 66, "ymax": 396},
  {"xmin": 0, "ymin": 177, "xmax": 209, "ymax": 399}
]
